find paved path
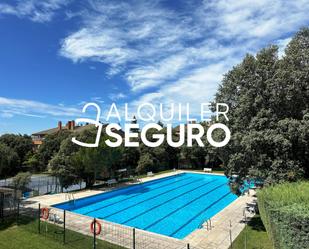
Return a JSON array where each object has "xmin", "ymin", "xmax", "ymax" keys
[
  {"xmin": 26, "ymin": 189, "xmax": 103, "ymax": 206},
  {"xmin": 184, "ymin": 190, "xmax": 256, "ymax": 249}
]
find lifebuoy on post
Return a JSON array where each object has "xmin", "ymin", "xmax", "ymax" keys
[
  {"xmin": 41, "ymin": 207, "xmax": 49, "ymax": 220},
  {"xmin": 90, "ymin": 220, "xmax": 102, "ymax": 235}
]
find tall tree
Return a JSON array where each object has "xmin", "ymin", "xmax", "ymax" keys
[
  {"xmin": 36, "ymin": 130, "xmax": 71, "ymax": 171},
  {"xmin": 0, "ymin": 143, "xmax": 19, "ymax": 178},
  {"xmin": 0, "ymin": 134, "xmax": 33, "ymax": 165},
  {"xmin": 49, "ymin": 126, "xmax": 122, "ymax": 189},
  {"xmin": 214, "ymin": 28, "xmax": 309, "ymax": 184}
]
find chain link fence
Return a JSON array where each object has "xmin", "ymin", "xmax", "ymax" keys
[
  {"xmin": 0, "ymin": 175, "xmax": 85, "ymax": 197},
  {"xmin": 0, "ymin": 191, "xmax": 20, "ymax": 220}
]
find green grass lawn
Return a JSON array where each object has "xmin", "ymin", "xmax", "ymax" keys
[
  {"xmin": 231, "ymin": 215, "xmax": 273, "ymax": 249},
  {"xmin": 0, "ymin": 217, "xmax": 123, "ymax": 249}
]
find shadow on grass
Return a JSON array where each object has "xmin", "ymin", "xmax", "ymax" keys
[
  {"xmin": 1, "ymin": 213, "xmax": 124, "ymax": 249},
  {"xmin": 0, "ymin": 215, "xmax": 35, "ymax": 231},
  {"xmin": 248, "ymin": 215, "xmax": 267, "ymax": 232}
]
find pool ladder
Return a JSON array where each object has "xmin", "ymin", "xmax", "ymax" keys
[
  {"xmin": 198, "ymin": 218, "xmax": 212, "ymax": 230},
  {"xmin": 65, "ymin": 192, "xmax": 75, "ymax": 205}
]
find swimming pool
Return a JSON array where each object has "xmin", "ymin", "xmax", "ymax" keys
[{"xmin": 54, "ymin": 173, "xmax": 238, "ymax": 239}]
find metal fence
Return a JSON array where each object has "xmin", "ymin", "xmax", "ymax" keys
[
  {"xmin": 0, "ymin": 191, "xmax": 20, "ymax": 220},
  {"xmin": 0, "ymin": 175, "xmax": 85, "ymax": 196},
  {"xmin": 1, "ymin": 197, "xmax": 260, "ymax": 249},
  {"xmin": 7, "ymin": 202, "xmax": 197, "ymax": 249}
]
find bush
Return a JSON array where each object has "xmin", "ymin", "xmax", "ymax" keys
[
  {"xmin": 257, "ymin": 181, "xmax": 309, "ymax": 249},
  {"xmin": 12, "ymin": 172, "xmax": 32, "ymax": 191}
]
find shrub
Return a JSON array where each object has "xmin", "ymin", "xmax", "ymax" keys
[{"xmin": 257, "ymin": 181, "xmax": 309, "ymax": 249}]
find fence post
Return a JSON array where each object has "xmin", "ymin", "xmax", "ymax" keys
[
  {"xmin": 38, "ymin": 203, "xmax": 41, "ymax": 234},
  {"xmin": 133, "ymin": 228, "xmax": 136, "ymax": 249},
  {"xmin": 0, "ymin": 192, "xmax": 3, "ymax": 222},
  {"xmin": 63, "ymin": 210, "xmax": 66, "ymax": 244},
  {"xmin": 16, "ymin": 201, "xmax": 20, "ymax": 224},
  {"xmin": 93, "ymin": 218, "xmax": 96, "ymax": 249},
  {"xmin": 187, "ymin": 243, "xmax": 190, "ymax": 249}
]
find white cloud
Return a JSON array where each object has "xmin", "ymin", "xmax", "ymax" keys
[
  {"xmin": 127, "ymin": 54, "xmax": 188, "ymax": 91},
  {"xmin": 90, "ymin": 96, "xmax": 105, "ymax": 103},
  {"xmin": 129, "ymin": 58, "xmax": 239, "ymax": 121},
  {"xmin": 276, "ymin": 37, "xmax": 292, "ymax": 58},
  {"xmin": 2, "ymin": 0, "xmax": 309, "ymax": 106},
  {"xmin": 58, "ymin": 0, "xmax": 309, "ymax": 103},
  {"xmin": 0, "ymin": 112, "xmax": 14, "ymax": 118},
  {"xmin": 0, "ymin": 96, "xmax": 81, "ymax": 118},
  {"xmin": 1, "ymin": 0, "xmax": 308, "ymax": 125},
  {"xmin": 0, "ymin": 0, "xmax": 71, "ymax": 23},
  {"xmin": 108, "ymin": 93, "xmax": 126, "ymax": 101},
  {"xmin": 59, "ymin": 0, "xmax": 206, "ymax": 90}
]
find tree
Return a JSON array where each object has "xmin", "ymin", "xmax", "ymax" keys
[
  {"xmin": 120, "ymin": 146, "xmax": 140, "ymax": 172},
  {"xmin": 138, "ymin": 125, "xmax": 180, "ymax": 172},
  {"xmin": 23, "ymin": 153, "xmax": 42, "ymax": 172},
  {"xmin": 49, "ymin": 126, "xmax": 123, "ymax": 189},
  {"xmin": 12, "ymin": 172, "xmax": 32, "ymax": 192},
  {"xmin": 49, "ymin": 152, "xmax": 77, "ymax": 191},
  {"xmin": 214, "ymin": 28, "xmax": 309, "ymax": 184},
  {"xmin": 36, "ymin": 130, "xmax": 71, "ymax": 171},
  {"xmin": 0, "ymin": 143, "xmax": 19, "ymax": 178},
  {"xmin": 181, "ymin": 144, "xmax": 207, "ymax": 168},
  {"xmin": 0, "ymin": 134, "xmax": 33, "ymax": 165},
  {"xmin": 137, "ymin": 153, "xmax": 155, "ymax": 174}
]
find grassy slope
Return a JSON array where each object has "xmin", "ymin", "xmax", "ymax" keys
[
  {"xmin": 0, "ymin": 218, "xmax": 122, "ymax": 249},
  {"xmin": 231, "ymin": 215, "xmax": 273, "ymax": 249}
]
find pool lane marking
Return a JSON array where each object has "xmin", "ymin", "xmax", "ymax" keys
[
  {"xmin": 120, "ymin": 180, "xmax": 223, "ymax": 225},
  {"xmin": 82, "ymin": 175, "xmax": 195, "ymax": 215},
  {"xmin": 141, "ymin": 182, "xmax": 227, "ymax": 230},
  {"xmin": 95, "ymin": 177, "xmax": 211, "ymax": 219},
  {"xmin": 168, "ymin": 191, "xmax": 232, "ymax": 237},
  {"xmin": 69, "ymin": 173, "xmax": 185, "ymax": 211},
  {"xmin": 70, "ymin": 173, "xmax": 185, "ymax": 210}
]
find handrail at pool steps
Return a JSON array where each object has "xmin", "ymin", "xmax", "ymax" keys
[
  {"xmin": 65, "ymin": 192, "xmax": 75, "ymax": 205},
  {"xmin": 198, "ymin": 218, "xmax": 212, "ymax": 230}
]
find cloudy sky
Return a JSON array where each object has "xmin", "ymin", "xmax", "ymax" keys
[{"xmin": 0, "ymin": 0, "xmax": 308, "ymax": 134}]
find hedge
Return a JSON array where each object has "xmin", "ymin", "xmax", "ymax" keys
[{"xmin": 257, "ymin": 181, "xmax": 309, "ymax": 249}]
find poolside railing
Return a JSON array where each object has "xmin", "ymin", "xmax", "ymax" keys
[{"xmin": 17, "ymin": 203, "xmax": 199, "ymax": 249}]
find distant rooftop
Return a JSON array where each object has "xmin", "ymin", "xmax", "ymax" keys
[{"xmin": 31, "ymin": 121, "xmax": 94, "ymax": 136}]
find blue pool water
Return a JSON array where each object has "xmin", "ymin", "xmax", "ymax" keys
[{"xmin": 54, "ymin": 173, "xmax": 238, "ymax": 239}]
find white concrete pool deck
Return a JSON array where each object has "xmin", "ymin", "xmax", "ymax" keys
[
  {"xmin": 184, "ymin": 191, "xmax": 256, "ymax": 249},
  {"xmin": 23, "ymin": 170, "xmax": 256, "ymax": 249}
]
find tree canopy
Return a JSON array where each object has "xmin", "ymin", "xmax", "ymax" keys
[
  {"xmin": 214, "ymin": 28, "xmax": 309, "ymax": 184},
  {"xmin": 0, "ymin": 142, "xmax": 19, "ymax": 178}
]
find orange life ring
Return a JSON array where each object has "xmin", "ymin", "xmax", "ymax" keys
[
  {"xmin": 41, "ymin": 207, "xmax": 49, "ymax": 220},
  {"xmin": 90, "ymin": 220, "xmax": 102, "ymax": 235}
]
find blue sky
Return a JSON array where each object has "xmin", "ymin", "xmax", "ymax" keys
[{"xmin": 0, "ymin": 0, "xmax": 308, "ymax": 134}]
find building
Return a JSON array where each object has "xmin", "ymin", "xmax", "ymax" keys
[
  {"xmin": 31, "ymin": 120, "xmax": 90, "ymax": 148},
  {"xmin": 31, "ymin": 121, "xmax": 124, "ymax": 148}
]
